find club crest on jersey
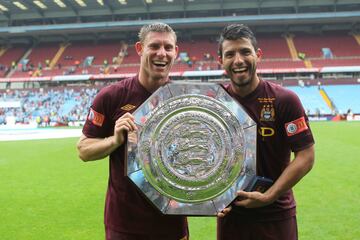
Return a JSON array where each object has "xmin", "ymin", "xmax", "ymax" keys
[
  {"xmin": 88, "ymin": 108, "xmax": 104, "ymax": 127},
  {"xmin": 285, "ymin": 116, "xmax": 308, "ymax": 136},
  {"xmin": 121, "ymin": 104, "xmax": 136, "ymax": 111},
  {"xmin": 260, "ymin": 104, "xmax": 275, "ymax": 121}
]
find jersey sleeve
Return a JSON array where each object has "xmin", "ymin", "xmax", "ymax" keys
[
  {"xmin": 277, "ymin": 90, "xmax": 315, "ymax": 152},
  {"xmin": 82, "ymin": 87, "xmax": 113, "ymax": 138}
]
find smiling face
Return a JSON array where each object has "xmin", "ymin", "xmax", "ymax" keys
[
  {"xmin": 136, "ymin": 31, "xmax": 178, "ymax": 92},
  {"xmin": 219, "ymin": 37, "xmax": 261, "ymax": 97}
]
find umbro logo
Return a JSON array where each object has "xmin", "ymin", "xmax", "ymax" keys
[{"xmin": 120, "ymin": 104, "xmax": 136, "ymax": 111}]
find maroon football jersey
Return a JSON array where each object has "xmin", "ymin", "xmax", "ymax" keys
[
  {"xmin": 83, "ymin": 76, "xmax": 188, "ymax": 236},
  {"xmin": 223, "ymin": 79, "xmax": 315, "ymax": 222}
]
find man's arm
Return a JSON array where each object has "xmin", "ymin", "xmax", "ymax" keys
[
  {"xmin": 218, "ymin": 144, "xmax": 314, "ymax": 216},
  {"xmin": 77, "ymin": 135, "xmax": 120, "ymax": 161},
  {"xmin": 234, "ymin": 144, "xmax": 315, "ymax": 208},
  {"xmin": 77, "ymin": 112, "xmax": 137, "ymax": 161}
]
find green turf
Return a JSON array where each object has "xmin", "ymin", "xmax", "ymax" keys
[
  {"xmin": 295, "ymin": 121, "xmax": 360, "ymax": 240},
  {"xmin": 0, "ymin": 121, "xmax": 359, "ymax": 239},
  {"xmin": 0, "ymin": 138, "xmax": 108, "ymax": 240}
]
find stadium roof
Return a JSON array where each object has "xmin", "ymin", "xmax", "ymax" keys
[
  {"xmin": 1, "ymin": 0, "xmax": 360, "ymax": 25},
  {"xmin": 0, "ymin": 0, "xmax": 359, "ymax": 43}
]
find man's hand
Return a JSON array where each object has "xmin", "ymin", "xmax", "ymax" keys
[
  {"xmin": 77, "ymin": 113, "xmax": 139, "ymax": 161},
  {"xmin": 114, "ymin": 112, "xmax": 138, "ymax": 145},
  {"xmin": 128, "ymin": 131, "xmax": 138, "ymax": 144},
  {"xmin": 217, "ymin": 190, "xmax": 275, "ymax": 217},
  {"xmin": 233, "ymin": 190, "xmax": 273, "ymax": 208},
  {"xmin": 217, "ymin": 205, "xmax": 232, "ymax": 218}
]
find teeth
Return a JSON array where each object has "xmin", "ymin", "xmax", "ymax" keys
[
  {"xmin": 153, "ymin": 61, "xmax": 167, "ymax": 66},
  {"xmin": 233, "ymin": 68, "xmax": 247, "ymax": 73}
]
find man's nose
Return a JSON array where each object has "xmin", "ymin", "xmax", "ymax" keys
[
  {"xmin": 157, "ymin": 46, "xmax": 166, "ymax": 57},
  {"xmin": 234, "ymin": 52, "xmax": 244, "ymax": 64}
]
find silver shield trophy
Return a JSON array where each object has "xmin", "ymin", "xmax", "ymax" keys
[{"xmin": 126, "ymin": 82, "xmax": 257, "ymax": 215}]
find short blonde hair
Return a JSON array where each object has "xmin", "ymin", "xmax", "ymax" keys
[{"xmin": 138, "ymin": 22, "xmax": 177, "ymax": 44}]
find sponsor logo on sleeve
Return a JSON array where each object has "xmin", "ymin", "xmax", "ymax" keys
[
  {"xmin": 285, "ymin": 116, "xmax": 308, "ymax": 136},
  {"xmin": 88, "ymin": 108, "xmax": 105, "ymax": 127}
]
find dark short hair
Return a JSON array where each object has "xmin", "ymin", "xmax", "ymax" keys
[
  {"xmin": 138, "ymin": 22, "xmax": 177, "ymax": 44},
  {"xmin": 218, "ymin": 24, "xmax": 257, "ymax": 57}
]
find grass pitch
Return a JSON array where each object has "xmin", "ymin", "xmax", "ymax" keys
[{"xmin": 0, "ymin": 121, "xmax": 359, "ymax": 239}]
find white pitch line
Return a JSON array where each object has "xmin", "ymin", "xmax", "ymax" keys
[{"xmin": 0, "ymin": 128, "xmax": 82, "ymax": 141}]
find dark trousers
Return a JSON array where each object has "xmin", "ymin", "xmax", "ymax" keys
[
  {"xmin": 217, "ymin": 216, "xmax": 298, "ymax": 240},
  {"xmin": 105, "ymin": 227, "xmax": 188, "ymax": 240}
]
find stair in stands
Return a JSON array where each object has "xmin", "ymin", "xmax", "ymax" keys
[
  {"xmin": 50, "ymin": 43, "xmax": 70, "ymax": 70},
  {"xmin": 0, "ymin": 47, "xmax": 7, "ymax": 58},
  {"xmin": 285, "ymin": 35, "xmax": 299, "ymax": 60},
  {"xmin": 319, "ymin": 88, "xmax": 335, "ymax": 111}
]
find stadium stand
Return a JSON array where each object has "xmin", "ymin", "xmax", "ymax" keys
[
  {"xmin": 257, "ymin": 35, "xmax": 292, "ymax": 59},
  {"xmin": 3, "ymin": 80, "xmax": 360, "ymax": 127},
  {"xmin": 4, "ymin": 31, "xmax": 360, "ymax": 78},
  {"xmin": 0, "ymin": 87, "xmax": 98, "ymax": 126},
  {"xmin": 2, "ymin": 30, "xmax": 360, "ymax": 78},
  {"xmin": 286, "ymin": 86, "xmax": 333, "ymax": 115},
  {"xmin": 0, "ymin": 0, "xmax": 359, "ymax": 126},
  {"xmin": 311, "ymin": 58, "xmax": 360, "ymax": 68},
  {"xmin": 323, "ymin": 85, "xmax": 360, "ymax": 114},
  {"xmin": 0, "ymin": 44, "xmax": 29, "ymax": 77},
  {"xmin": 293, "ymin": 32, "xmax": 360, "ymax": 58},
  {"xmin": 57, "ymin": 41, "xmax": 122, "ymax": 66}
]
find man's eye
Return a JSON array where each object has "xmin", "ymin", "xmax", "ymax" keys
[{"xmin": 149, "ymin": 44, "xmax": 159, "ymax": 49}]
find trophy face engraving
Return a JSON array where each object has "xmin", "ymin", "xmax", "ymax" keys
[{"xmin": 127, "ymin": 82, "xmax": 257, "ymax": 215}]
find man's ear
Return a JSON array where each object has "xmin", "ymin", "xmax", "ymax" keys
[
  {"xmin": 175, "ymin": 45, "xmax": 179, "ymax": 58},
  {"xmin": 218, "ymin": 55, "xmax": 223, "ymax": 65},
  {"xmin": 256, "ymin": 48, "xmax": 263, "ymax": 59},
  {"xmin": 135, "ymin": 42, "xmax": 143, "ymax": 56}
]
